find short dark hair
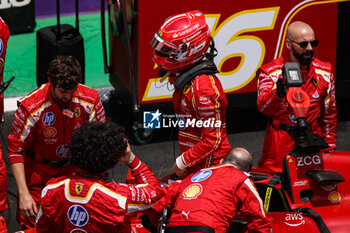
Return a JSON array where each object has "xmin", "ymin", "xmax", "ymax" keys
[
  {"xmin": 47, "ymin": 55, "xmax": 81, "ymax": 90},
  {"xmin": 68, "ymin": 121, "xmax": 128, "ymax": 174}
]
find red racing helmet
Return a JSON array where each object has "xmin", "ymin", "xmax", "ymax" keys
[{"xmin": 151, "ymin": 10, "xmax": 211, "ymax": 73}]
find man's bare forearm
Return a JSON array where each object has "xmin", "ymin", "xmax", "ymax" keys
[{"xmin": 11, "ymin": 162, "xmax": 29, "ymax": 195}]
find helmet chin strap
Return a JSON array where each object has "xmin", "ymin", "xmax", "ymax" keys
[{"xmin": 173, "ymin": 38, "xmax": 219, "ymax": 90}]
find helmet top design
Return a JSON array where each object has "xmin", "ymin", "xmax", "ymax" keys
[{"xmin": 151, "ymin": 10, "xmax": 211, "ymax": 73}]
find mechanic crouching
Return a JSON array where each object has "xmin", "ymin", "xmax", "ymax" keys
[
  {"xmin": 36, "ymin": 121, "xmax": 164, "ymax": 232},
  {"xmin": 144, "ymin": 148, "xmax": 272, "ymax": 233}
]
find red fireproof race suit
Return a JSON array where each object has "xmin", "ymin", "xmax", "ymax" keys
[
  {"xmin": 165, "ymin": 164, "xmax": 272, "ymax": 233},
  {"xmin": 7, "ymin": 83, "xmax": 105, "ymax": 227},
  {"xmin": 35, "ymin": 156, "xmax": 164, "ymax": 232},
  {"xmin": 0, "ymin": 17, "xmax": 10, "ymax": 120},
  {"xmin": 172, "ymin": 74, "xmax": 231, "ymax": 174},
  {"xmin": 257, "ymin": 57, "xmax": 337, "ymax": 172}
]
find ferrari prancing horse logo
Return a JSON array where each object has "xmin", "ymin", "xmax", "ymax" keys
[
  {"xmin": 74, "ymin": 108, "xmax": 81, "ymax": 118},
  {"xmin": 75, "ymin": 183, "xmax": 84, "ymax": 195}
]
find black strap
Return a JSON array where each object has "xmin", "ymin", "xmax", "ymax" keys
[
  {"xmin": 165, "ymin": 225, "xmax": 214, "ymax": 233},
  {"xmin": 279, "ymin": 123, "xmax": 295, "ymax": 132},
  {"xmin": 268, "ymin": 172, "xmax": 282, "ymax": 188},
  {"xmin": 293, "ymin": 208, "xmax": 331, "ymax": 233},
  {"xmin": 43, "ymin": 159, "xmax": 69, "ymax": 168},
  {"xmin": 27, "ymin": 151, "xmax": 69, "ymax": 168},
  {"xmin": 268, "ymin": 118, "xmax": 296, "ymax": 132},
  {"xmin": 264, "ymin": 173, "xmax": 282, "ymax": 212}
]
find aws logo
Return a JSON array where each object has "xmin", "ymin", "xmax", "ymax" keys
[{"xmin": 284, "ymin": 213, "xmax": 305, "ymax": 227}]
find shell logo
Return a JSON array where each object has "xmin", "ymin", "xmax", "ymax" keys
[
  {"xmin": 182, "ymin": 183, "xmax": 203, "ymax": 200},
  {"xmin": 328, "ymin": 191, "xmax": 341, "ymax": 203},
  {"xmin": 43, "ymin": 127, "xmax": 57, "ymax": 137}
]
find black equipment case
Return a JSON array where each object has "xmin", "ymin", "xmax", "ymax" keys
[{"xmin": 36, "ymin": 0, "xmax": 85, "ymax": 86}]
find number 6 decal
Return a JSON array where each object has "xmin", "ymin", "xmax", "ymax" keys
[{"xmin": 207, "ymin": 7, "xmax": 279, "ymax": 92}]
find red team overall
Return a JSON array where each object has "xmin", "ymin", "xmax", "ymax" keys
[
  {"xmin": 7, "ymin": 56, "xmax": 105, "ymax": 228},
  {"xmin": 36, "ymin": 121, "xmax": 164, "ymax": 232},
  {"xmin": 151, "ymin": 10, "xmax": 231, "ymax": 177},
  {"xmin": 257, "ymin": 21, "xmax": 337, "ymax": 172},
  {"xmin": 0, "ymin": 17, "xmax": 9, "ymax": 233},
  {"xmin": 150, "ymin": 148, "xmax": 272, "ymax": 233}
]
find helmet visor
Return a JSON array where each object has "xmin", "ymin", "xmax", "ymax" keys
[{"xmin": 151, "ymin": 33, "xmax": 180, "ymax": 57}]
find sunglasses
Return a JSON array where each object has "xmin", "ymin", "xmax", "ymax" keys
[{"xmin": 289, "ymin": 39, "xmax": 319, "ymax": 48}]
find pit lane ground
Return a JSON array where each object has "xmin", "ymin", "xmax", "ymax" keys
[{"xmin": 2, "ymin": 95, "xmax": 350, "ymax": 232}]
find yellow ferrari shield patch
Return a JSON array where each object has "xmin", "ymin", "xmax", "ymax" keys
[
  {"xmin": 183, "ymin": 84, "xmax": 190, "ymax": 94},
  {"xmin": 75, "ymin": 183, "xmax": 84, "ymax": 195},
  {"xmin": 74, "ymin": 108, "xmax": 81, "ymax": 118}
]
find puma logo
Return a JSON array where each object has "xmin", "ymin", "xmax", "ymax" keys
[{"xmin": 181, "ymin": 211, "xmax": 190, "ymax": 219}]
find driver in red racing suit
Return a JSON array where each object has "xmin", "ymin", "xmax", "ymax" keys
[
  {"xmin": 8, "ymin": 56, "xmax": 105, "ymax": 228},
  {"xmin": 0, "ymin": 17, "xmax": 9, "ymax": 233},
  {"xmin": 257, "ymin": 21, "xmax": 337, "ymax": 172},
  {"xmin": 36, "ymin": 121, "xmax": 164, "ymax": 232},
  {"xmin": 151, "ymin": 10, "xmax": 231, "ymax": 177}
]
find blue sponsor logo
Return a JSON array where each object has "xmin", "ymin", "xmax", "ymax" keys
[
  {"xmin": 143, "ymin": 110, "xmax": 161, "ymax": 129},
  {"xmin": 67, "ymin": 205, "xmax": 89, "ymax": 227},
  {"xmin": 160, "ymin": 182, "xmax": 169, "ymax": 187},
  {"xmin": 191, "ymin": 170, "xmax": 212, "ymax": 182},
  {"xmin": 56, "ymin": 144, "xmax": 68, "ymax": 157},
  {"xmin": 289, "ymin": 114, "xmax": 297, "ymax": 124},
  {"xmin": 42, "ymin": 112, "xmax": 56, "ymax": 126}
]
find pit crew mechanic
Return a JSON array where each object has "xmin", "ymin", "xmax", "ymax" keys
[
  {"xmin": 36, "ymin": 121, "xmax": 164, "ymax": 232},
  {"xmin": 151, "ymin": 10, "xmax": 231, "ymax": 177},
  {"xmin": 161, "ymin": 148, "xmax": 272, "ymax": 233},
  {"xmin": 0, "ymin": 17, "xmax": 9, "ymax": 233},
  {"xmin": 7, "ymin": 55, "xmax": 106, "ymax": 229},
  {"xmin": 257, "ymin": 21, "xmax": 337, "ymax": 172}
]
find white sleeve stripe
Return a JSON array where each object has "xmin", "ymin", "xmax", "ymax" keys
[
  {"xmin": 244, "ymin": 178, "xmax": 266, "ymax": 216},
  {"xmin": 131, "ymin": 160, "xmax": 142, "ymax": 171}
]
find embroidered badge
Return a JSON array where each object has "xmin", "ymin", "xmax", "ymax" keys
[
  {"xmin": 74, "ymin": 108, "xmax": 81, "ymax": 118},
  {"xmin": 183, "ymin": 84, "xmax": 190, "ymax": 94},
  {"xmin": 182, "ymin": 183, "xmax": 203, "ymax": 200},
  {"xmin": 75, "ymin": 183, "xmax": 84, "ymax": 195}
]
